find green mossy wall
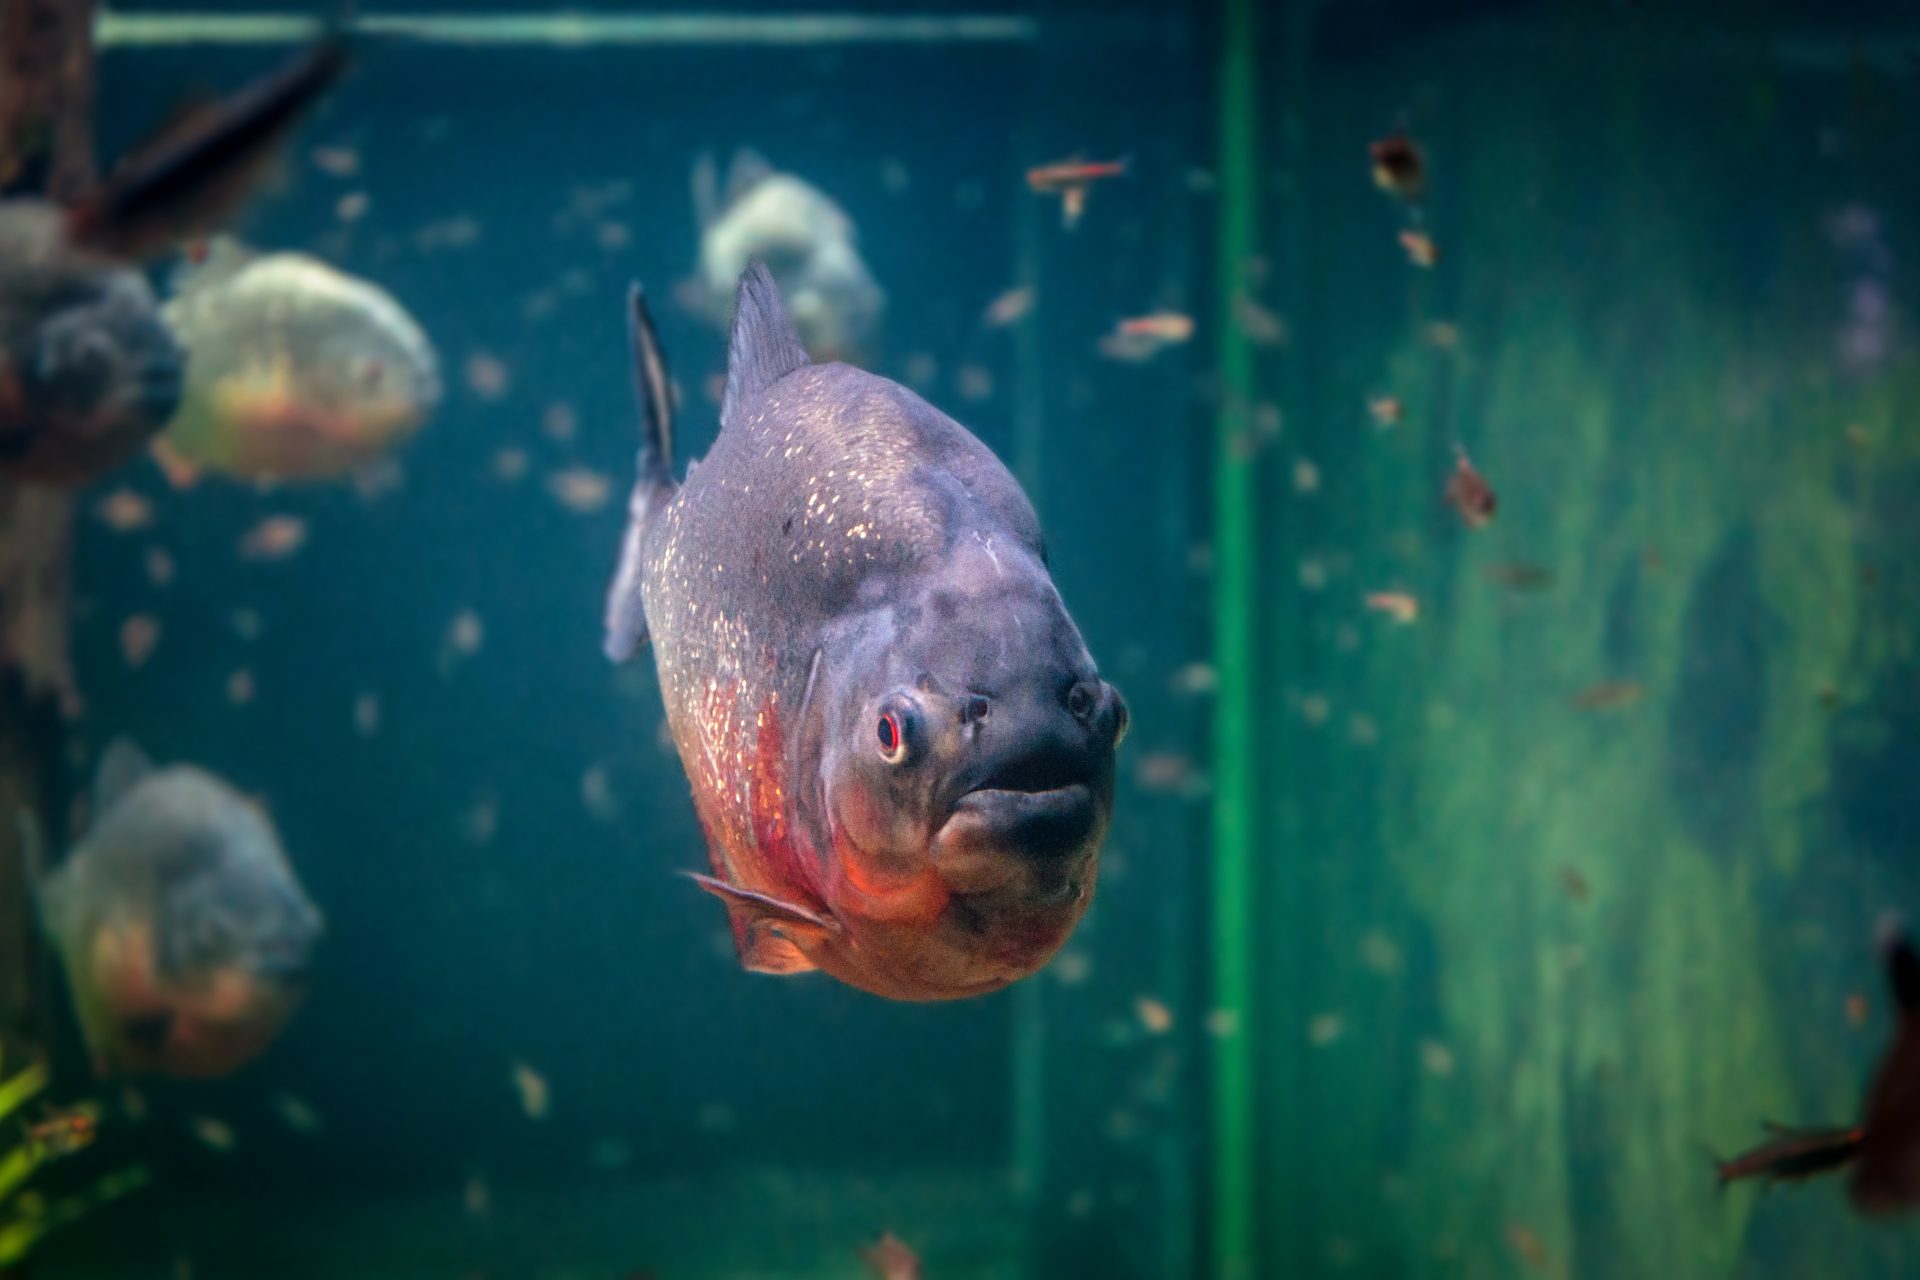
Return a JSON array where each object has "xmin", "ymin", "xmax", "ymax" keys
[{"xmin": 1252, "ymin": 18, "xmax": 1920, "ymax": 1279}]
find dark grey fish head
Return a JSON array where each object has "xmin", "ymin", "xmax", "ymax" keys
[
  {"xmin": 0, "ymin": 251, "xmax": 182, "ymax": 482},
  {"xmin": 26, "ymin": 275, "xmax": 182, "ymax": 424},
  {"xmin": 809, "ymin": 533, "xmax": 1126, "ymax": 994}
]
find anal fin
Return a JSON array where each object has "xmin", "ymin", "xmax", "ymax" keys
[{"xmin": 684, "ymin": 872, "xmax": 835, "ymax": 977}]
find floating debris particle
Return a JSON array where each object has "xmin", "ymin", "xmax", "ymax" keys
[
  {"xmin": 95, "ymin": 488, "xmax": 154, "ymax": 532},
  {"xmin": 1418, "ymin": 1039, "xmax": 1456, "ymax": 1078},
  {"xmin": 1052, "ymin": 950, "xmax": 1093, "ymax": 986},
  {"xmin": 983, "ymin": 286, "xmax": 1034, "ymax": 328},
  {"xmin": 447, "ymin": 609, "xmax": 484, "ymax": 656},
  {"xmin": 226, "ymin": 669, "xmax": 255, "ymax": 706},
  {"xmin": 1364, "ymin": 591, "xmax": 1420, "ymax": 625},
  {"xmin": 1367, "ymin": 394, "xmax": 1403, "ymax": 427},
  {"xmin": 144, "ymin": 548, "xmax": 175, "ymax": 587},
  {"xmin": 1292, "ymin": 458, "xmax": 1321, "ymax": 494},
  {"xmin": 334, "ymin": 192, "xmax": 369, "ymax": 222},
  {"xmin": 353, "ymin": 692, "xmax": 381, "ymax": 737},
  {"xmin": 119, "ymin": 615, "xmax": 160, "ymax": 668},
  {"xmin": 1308, "ymin": 1012, "xmax": 1346, "ymax": 1047},
  {"xmin": 1444, "ymin": 448, "xmax": 1495, "ymax": 528},
  {"xmin": 463, "ymin": 1173, "xmax": 491, "ymax": 1219},
  {"xmin": 542, "ymin": 402, "xmax": 578, "ymax": 443},
  {"xmin": 1134, "ymin": 751, "xmax": 1203, "ymax": 796},
  {"xmin": 1571, "ymin": 680, "xmax": 1644, "ymax": 712},
  {"xmin": 492, "ymin": 447, "xmax": 529, "ymax": 483},
  {"xmin": 1399, "ymin": 229, "xmax": 1439, "ymax": 267},
  {"xmin": 1206, "ymin": 1008, "xmax": 1242, "ymax": 1038},
  {"xmin": 1170, "ymin": 662, "xmax": 1217, "ymax": 696},
  {"xmin": 1360, "ymin": 929, "xmax": 1402, "ymax": 976},
  {"xmin": 464, "ymin": 352, "xmax": 509, "ymax": 400},
  {"xmin": 188, "ymin": 1116, "xmax": 236, "ymax": 1153},
  {"xmin": 546, "ymin": 466, "xmax": 612, "ymax": 513},
  {"xmin": 310, "ymin": 145, "xmax": 359, "ymax": 177},
  {"xmin": 273, "ymin": 1093, "xmax": 322, "ymax": 1135},
  {"xmin": 955, "ymin": 364, "xmax": 995, "ymax": 402},
  {"xmin": 460, "ymin": 795, "xmax": 498, "ymax": 846},
  {"xmin": 1558, "ymin": 865, "xmax": 1592, "ymax": 904},
  {"xmin": 1233, "ymin": 294, "xmax": 1287, "ymax": 345},
  {"xmin": 581, "ymin": 765, "xmax": 618, "ymax": 822},
  {"xmin": 239, "ymin": 515, "xmax": 307, "ymax": 562},
  {"xmin": 510, "ymin": 1061, "xmax": 550, "ymax": 1120},
  {"xmin": 1484, "ymin": 562, "xmax": 1554, "ymax": 592},
  {"xmin": 1504, "ymin": 1222, "xmax": 1548, "ymax": 1272},
  {"xmin": 1118, "ymin": 312, "xmax": 1195, "ymax": 344},
  {"xmin": 1134, "ymin": 996, "xmax": 1174, "ymax": 1035},
  {"xmin": 860, "ymin": 1231, "xmax": 922, "ymax": 1280}
]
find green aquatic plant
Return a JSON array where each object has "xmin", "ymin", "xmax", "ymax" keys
[{"xmin": 0, "ymin": 1048, "xmax": 148, "ymax": 1266}]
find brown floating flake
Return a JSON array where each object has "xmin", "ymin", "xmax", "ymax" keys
[
  {"xmin": 1399, "ymin": 229, "xmax": 1439, "ymax": 268},
  {"xmin": 1571, "ymin": 680, "xmax": 1644, "ymax": 712},
  {"xmin": 1504, "ymin": 1223, "xmax": 1549, "ymax": 1273},
  {"xmin": 239, "ymin": 514, "xmax": 307, "ymax": 562},
  {"xmin": 983, "ymin": 286, "xmax": 1035, "ymax": 328},
  {"xmin": 1134, "ymin": 996, "xmax": 1174, "ymax": 1035},
  {"xmin": 1484, "ymin": 562, "xmax": 1554, "ymax": 592},
  {"xmin": 1367, "ymin": 394, "xmax": 1403, "ymax": 427},
  {"xmin": 1444, "ymin": 448, "xmax": 1496, "ymax": 528},
  {"xmin": 1558, "ymin": 865, "xmax": 1591, "ymax": 904},
  {"xmin": 547, "ymin": 467, "xmax": 612, "ymax": 514},
  {"xmin": 1847, "ymin": 993, "xmax": 1870, "ymax": 1029},
  {"xmin": 119, "ymin": 615, "xmax": 161, "ymax": 668},
  {"xmin": 860, "ymin": 1230, "xmax": 923, "ymax": 1280},
  {"xmin": 95, "ymin": 488, "xmax": 154, "ymax": 533},
  {"xmin": 1364, "ymin": 591, "xmax": 1419, "ymax": 625}
]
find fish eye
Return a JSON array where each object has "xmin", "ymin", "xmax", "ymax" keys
[{"xmin": 875, "ymin": 697, "xmax": 917, "ymax": 766}]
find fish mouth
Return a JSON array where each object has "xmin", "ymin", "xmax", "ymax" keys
[{"xmin": 942, "ymin": 777, "xmax": 1100, "ymax": 867}]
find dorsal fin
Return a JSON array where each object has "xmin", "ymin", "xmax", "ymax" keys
[
  {"xmin": 93, "ymin": 738, "xmax": 153, "ymax": 816},
  {"xmin": 628, "ymin": 282, "xmax": 674, "ymax": 480},
  {"xmin": 723, "ymin": 149, "xmax": 775, "ymax": 209},
  {"xmin": 721, "ymin": 261, "xmax": 808, "ymax": 427},
  {"xmin": 602, "ymin": 283, "xmax": 679, "ymax": 664}
]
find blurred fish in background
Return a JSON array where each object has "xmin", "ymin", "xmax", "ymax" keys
[
  {"xmin": 683, "ymin": 149, "xmax": 884, "ymax": 362},
  {"xmin": 155, "ymin": 237, "xmax": 439, "ymax": 484},
  {"xmin": 21, "ymin": 740, "xmax": 322, "ymax": 1079}
]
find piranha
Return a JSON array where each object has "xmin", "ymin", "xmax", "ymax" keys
[
  {"xmin": 605, "ymin": 265, "xmax": 1127, "ymax": 1001},
  {"xmin": 0, "ymin": 39, "xmax": 346, "ymax": 485},
  {"xmin": 157, "ymin": 237, "xmax": 440, "ymax": 483},
  {"xmin": 19, "ymin": 740, "xmax": 323, "ymax": 1078},
  {"xmin": 687, "ymin": 150, "xmax": 883, "ymax": 363}
]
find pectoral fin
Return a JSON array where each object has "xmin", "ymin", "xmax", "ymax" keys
[{"xmin": 684, "ymin": 873, "xmax": 836, "ymax": 976}]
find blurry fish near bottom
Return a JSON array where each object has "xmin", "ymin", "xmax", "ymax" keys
[
  {"xmin": 1717, "ymin": 924, "xmax": 1920, "ymax": 1213},
  {"xmin": 21, "ymin": 740, "xmax": 322, "ymax": 1078}
]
